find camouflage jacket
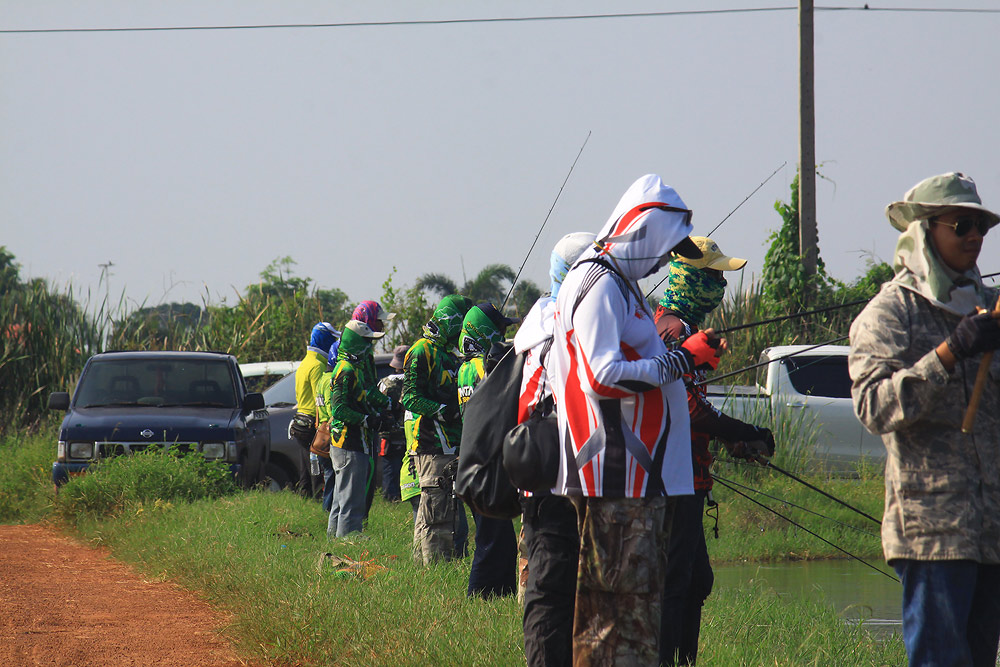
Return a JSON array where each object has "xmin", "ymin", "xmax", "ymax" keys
[{"xmin": 849, "ymin": 283, "xmax": 1000, "ymax": 563}]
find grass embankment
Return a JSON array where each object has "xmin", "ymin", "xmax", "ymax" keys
[{"xmin": 3, "ymin": 430, "xmax": 904, "ymax": 666}]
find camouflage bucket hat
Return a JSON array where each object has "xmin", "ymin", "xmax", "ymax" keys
[{"xmin": 885, "ymin": 172, "xmax": 1000, "ymax": 232}]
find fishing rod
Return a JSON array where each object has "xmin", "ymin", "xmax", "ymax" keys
[
  {"xmin": 706, "ymin": 161, "xmax": 786, "ymax": 237},
  {"xmin": 712, "ymin": 298, "xmax": 868, "ymax": 336},
  {"xmin": 501, "ymin": 130, "xmax": 591, "ymax": 311},
  {"xmin": 712, "ymin": 476, "xmax": 899, "ymax": 583},
  {"xmin": 723, "ymin": 459, "xmax": 882, "ymax": 527},
  {"xmin": 692, "ymin": 334, "xmax": 848, "ymax": 386},
  {"xmin": 645, "ymin": 161, "xmax": 786, "ymax": 300},
  {"xmin": 765, "ymin": 461, "xmax": 882, "ymax": 526},
  {"xmin": 712, "ymin": 473, "xmax": 879, "ymax": 538}
]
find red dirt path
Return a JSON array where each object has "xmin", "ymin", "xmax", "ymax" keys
[{"xmin": 0, "ymin": 524, "xmax": 258, "ymax": 667}]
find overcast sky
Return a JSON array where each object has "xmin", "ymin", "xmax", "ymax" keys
[{"xmin": 3, "ymin": 1, "xmax": 999, "ymax": 316}]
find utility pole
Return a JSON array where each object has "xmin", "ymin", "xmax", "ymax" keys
[{"xmin": 799, "ymin": 0, "xmax": 818, "ymax": 281}]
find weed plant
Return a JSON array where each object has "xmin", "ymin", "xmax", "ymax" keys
[
  {"xmin": 54, "ymin": 447, "xmax": 237, "ymax": 522},
  {"xmin": 0, "ymin": 426, "xmax": 57, "ymax": 523}
]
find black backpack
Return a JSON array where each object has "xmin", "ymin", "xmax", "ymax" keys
[{"xmin": 454, "ymin": 344, "xmax": 523, "ymax": 519}]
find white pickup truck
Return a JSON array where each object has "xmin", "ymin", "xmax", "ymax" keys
[{"xmin": 705, "ymin": 345, "xmax": 885, "ymax": 470}]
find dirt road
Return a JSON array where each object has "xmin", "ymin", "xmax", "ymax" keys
[{"xmin": 0, "ymin": 524, "xmax": 256, "ymax": 667}]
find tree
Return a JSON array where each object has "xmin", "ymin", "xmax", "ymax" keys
[{"xmin": 415, "ymin": 263, "xmax": 541, "ymax": 320}]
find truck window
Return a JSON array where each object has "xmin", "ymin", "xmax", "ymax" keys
[
  {"xmin": 75, "ymin": 358, "xmax": 238, "ymax": 408},
  {"xmin": 781, "ymin": 355, "xmax": 852, "ymax": 399}
]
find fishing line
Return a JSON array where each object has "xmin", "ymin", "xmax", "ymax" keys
[
  {"xmin": 712, "ymin": 472, "xmax": 879, "ymax": 538},
  {"xmin": 765, "ymin": 461, "xmax": 882, "ymax": 525},
  {"xmin": 712, "ymin": 476, "xmax": 899, "ymax": 582},
  {"xmin": 644, "ymin": 161, "xmax": 785, "ymax": 300},
  {"xmin": 502, "ymin": 130, "xmax": 590, "ymax": 311},
  {"xmin": 693, "ymin": 335, "xmax": 848, "ymax": 386}
]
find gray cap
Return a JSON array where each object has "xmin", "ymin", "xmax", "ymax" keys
[{"xmin": 885, "ymin": 172, "xmax": 1000, "ymax": 232}]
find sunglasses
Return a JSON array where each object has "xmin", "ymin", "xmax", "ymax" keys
[{"xmin": 932, "ymin": 215, "xmax": 990, "ymax": 238}]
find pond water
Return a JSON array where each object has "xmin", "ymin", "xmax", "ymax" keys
[{"xmin": 713, "ymin": 558, "xmax": 902, "ymax": 635}]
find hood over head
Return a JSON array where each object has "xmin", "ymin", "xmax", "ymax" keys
[
  {"xmin": 308, "ymin": 322, "xmax": 341, "ymax": 358},
  {"xmin": 579, "ymin": 174, "xmax": 700, "ymax": 281},
  {"xmin": 352, "ymin": 300, "xmax": 395, "ymax": 332},
  {"xmin": 337, "ymin": 320, "xmax": 383, "ymax": 362},
  {"xmin": 459, "ymin": 302, "xmax": 518, "ymax": 358},
  {"xmin": 424, "ymin": 294, "xmax": 474, "ymax": 346},
  {"xmin": 550, "ymin": 232, "xmax": 597, "ymax": 297}
]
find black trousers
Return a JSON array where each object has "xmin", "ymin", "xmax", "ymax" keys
[
  {"xmin": 521, "ymin": 494, "xmax": 580, "ymax": 667},
  {"xmin": 467, "ymin": 512, "xmax": 517, "ymax": 598},
  {"xmin": 660, "ymin": 490, "xmax": 714, "ymax": 666}
]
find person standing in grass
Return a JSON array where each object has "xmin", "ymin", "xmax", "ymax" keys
[
  {"xmin": 313, "ymin": 337, "xmax": 340, "ymax": 512},
  {"xmin": 457, "ymin": 302, "xmax": 519, "ymax": 599},
  {"xmin": 549, "ymin": 174, "xmax": 723, "ymax": 664},
  {"xmin": 850, "ymin": 172, "xmax": 1000, "ymax": 667},
  {"xmin": 402, "ymin": 294, "xmax": 474, "ymax": 563},
  {"xmin": 326, "ymin": 320, "xmax": 386, "ymax": 539},
  {"xmin": 350, "ymin": 301, "xmax": 394, "ymax": 519},
  {"xmin": 377, "ymin": 344, "xmax": 410, "ymax": 503},
  {"xmin": 514, "ymin": 231, "xmax": 594, "ymax": 667},
  {"xmin": 292, "ymin": 322, "xmax": 341, "ymax": 495},
  {"xmin": 653, "ymin": 236, "xmax": 775, "ymax": 666}
]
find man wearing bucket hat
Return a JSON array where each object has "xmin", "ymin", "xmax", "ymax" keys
[
  {"xmin": 850, "ymin": 173, "xmax": 1000, "ymax": 667},
  {"xmin": 654, "ymin": 236, "xmax": 775, "ymax": 666}
]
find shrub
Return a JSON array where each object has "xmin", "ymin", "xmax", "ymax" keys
[{"xmin": 55, "ymin": 447, "xmax": 237, "ymax": 522}]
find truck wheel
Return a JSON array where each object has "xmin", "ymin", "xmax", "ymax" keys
[{"xmin": 262, "ymin": 462, "xmax": 290, "ymax": 492}]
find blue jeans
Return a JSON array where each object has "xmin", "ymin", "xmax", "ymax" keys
[
  {"xmin": 319, "ymin": 455, "xmax": 335, "ymax": 513},
  {"xmin": 381, "ymin": 452, "xmax": 403, "ymax": 502},
  {"xmin": 892, "ymin": 559, "xmax": 1000, "ymax": 667},
  {"xmin": 327, "ymin": 447, "xmax": 369, "ymax": 538}
]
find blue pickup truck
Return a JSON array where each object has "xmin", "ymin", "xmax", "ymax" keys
[{"xmin": 48, "ymin": 351, "xmax": 269, "ymax": 489}]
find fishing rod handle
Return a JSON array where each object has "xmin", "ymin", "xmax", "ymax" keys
[{"xmin": 961, "ymin": 294, "xmax": 1000, "ymax": 434}]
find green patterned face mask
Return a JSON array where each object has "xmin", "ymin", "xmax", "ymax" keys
[
  {"xmin": 424, "ymin": 294, "xmax": 474, "ymax": 345},
  {"xmin": 658, "ymin": 259, "xmax": 726, "ymax": 326}
]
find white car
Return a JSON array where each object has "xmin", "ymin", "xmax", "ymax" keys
[{"xmin": 239, "ymin": 361, "xmax": 300, "ymax": 393}]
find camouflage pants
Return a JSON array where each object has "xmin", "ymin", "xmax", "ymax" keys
[
  {"xmin": 414, "ymin": 453, "xmax": 467, "ymax": 565},
  {"xmin": 570, "ymin": 496, "xmax": 674, "ymax": 666}
]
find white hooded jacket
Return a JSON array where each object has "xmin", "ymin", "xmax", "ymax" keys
[{"xmin": 549, "ymin": 174, "xmax": 695, "ymax": 498}]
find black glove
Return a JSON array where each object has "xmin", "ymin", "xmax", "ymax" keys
[
  {"xmin": 364, "ymin": 413, "xmax": 384, "ymax": 432},
  {"xmin": 947, "ymin": 311, "xmax": 1000, "ymax": 360},
  {"xmin": 439, "ymin": 403, "xmax": 462, "ymax": 423},
  {"xmin": 752, "ymin": 427, "xmax": 776, "ymax": 457}
]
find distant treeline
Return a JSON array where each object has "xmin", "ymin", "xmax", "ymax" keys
[{"xmin": 0, "ymin": 178, "xmax": 894, "ymax": 431}]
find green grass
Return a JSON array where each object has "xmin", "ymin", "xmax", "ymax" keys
[
  {"xmin": 705, "ymin": 462, "xmax": 885, "ymax": 564},
  {"xmin": 700, "ymin": 582, "xmax": 903, "ymax": 666},
  {"xmin": 0, "ymin": 427, "xmax": 57, "ymax": 523},
  {"xmin": 3, "ymin": 427, "xmax": 902, "ymax": 666}
]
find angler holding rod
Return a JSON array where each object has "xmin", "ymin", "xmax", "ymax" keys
[{"xmin": 849, "ymin": 173, "xmax": 1000, "ymax": 667}]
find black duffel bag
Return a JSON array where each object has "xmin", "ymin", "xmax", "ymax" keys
[{"xmin": 454, "ymin": 343, "xmax": 522, "ymax": 519}]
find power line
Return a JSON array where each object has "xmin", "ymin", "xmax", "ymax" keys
[{"xmin": 2, "ymin": 5, "xmax": 998, "ymax": 35}]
